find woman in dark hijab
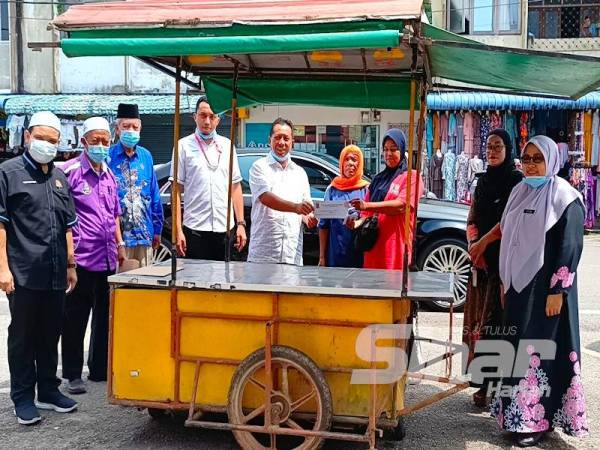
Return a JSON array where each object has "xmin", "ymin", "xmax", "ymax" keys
[
  {"xmin": 349, "ymin": 128, "xmax": 424, "ymax": 270},
  {"xmin": 463, "ymin": 128, "xmax": 524, "ymax": 406}
]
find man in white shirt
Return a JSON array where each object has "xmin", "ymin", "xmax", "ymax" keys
[
  {"xmin": 174, "ymin": 97, "xmax": 246, "ymax": 260},
  {"xmin": 248, "ymin": 118, "xmax": 317, "ymax": 266}
]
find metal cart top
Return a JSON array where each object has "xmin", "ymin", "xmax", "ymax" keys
[{"xmin": 109, "ymin": 259, "xmax": 453, "ymax": 301}]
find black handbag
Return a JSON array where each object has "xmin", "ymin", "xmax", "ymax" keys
[{"xmin": 353, "ymin": 214, "xmax": 379, "ymax": 252}]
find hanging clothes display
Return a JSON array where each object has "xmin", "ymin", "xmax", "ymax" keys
[
  {"xmin": 6, "ymin": 115, "xmax": 26, "ymax": 152},
  {"xmin": 429, "ymin": 151, "xmax": 444, "ymax": 199},
  {"xmin": 448, "ymin": 112, "xmax": 457, "ymax": 154},
  {"xmin": 463, "ymin": 112, "xmax": 474, "ymax": 157},
  {"xmin": 442, "ymin": 151, "xmax": 457, "ymax": 201},
  {"xmin": 473, "ymin": 113, "xmax": 482, "ymax": 160},
  {"xmin": 455, "ymin": 151, "xmax": 470, "ymax": 203},
  {"xmin": 490, "ymin": 111, "xmax": 502, "ymax": 130},
  {"xmin": 478, "ymin": 113, "xmax": 491, "ymax": 162},
  {"xmin": 468, "ymin": 155, "xmax": 484, "ymax": 183},
  {"xmin": 571, "ymin": 166, "xmax": 596, "ymax": 229},
  {"xmin": 519, "ymin": 112, "xmax": 529, "ymax": 151},
  {"xmin": 440, "ymin": 112, "xmax": 449, "ymax": 154},
  {"xmin": 504, "ymin": 112, "xmax": 517, "ymax": 158},
  {"xmin": 433, "ymin": 112, "xmax": 440, "ymax": 151},
  {"xmin": 575, "ymin": 112, "xmax": 584, "ymax": 156},
  {"xmin": 591, "ymin": 110, "xmax": 599, "ymax": 166},
  {"xmin": 584, "ymin": 111, "xmax": 593, "ymax": 163},
  {"xmin": 426, "ymin": 115, "xmax": 434, "ymax": 158},
  {"xmin": 455, "ymin": 112, "xmax": 464, "ymax": 155}
]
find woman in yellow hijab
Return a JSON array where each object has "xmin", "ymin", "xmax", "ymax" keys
[{"xmin": 318, "ymin": 145, "xmax": 369, "ymax": 267}]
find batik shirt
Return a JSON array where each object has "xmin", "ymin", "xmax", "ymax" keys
[{"xmin": 108, "ymin": 142, "xmax": 163, "ymax": 248}]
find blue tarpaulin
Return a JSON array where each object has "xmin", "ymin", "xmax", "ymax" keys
[{"xmin": 427, "ymin": 91, "xmax": 600, "ymax": 111}]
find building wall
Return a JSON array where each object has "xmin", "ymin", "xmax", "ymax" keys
[
  {"xmin": 60, "ymin": 54, "xmax": 185, "ymax": 94},
  {"xmin": 0, "ymin": 41, "xmax": 9, "ymax": 90},
  {"xmin": 431, "ymin": 0, "xmax": 528, "ymax": 48},
  {"xmin": 19, "ymin": 4, "xmax": 56, "ymax": 93}
]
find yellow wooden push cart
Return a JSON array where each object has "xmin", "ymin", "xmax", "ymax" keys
[
  {"xmin": 43, "ymin": 0, "xmax": 600, "ymax": 448},
  {"xmin": 108, "ymin": 261, "xmax": 454, "ymax": 449}
]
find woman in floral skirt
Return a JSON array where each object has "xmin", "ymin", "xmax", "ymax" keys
[{"xmin": 491, "ymin": 135, "xmax": 588, "ymax": 447}]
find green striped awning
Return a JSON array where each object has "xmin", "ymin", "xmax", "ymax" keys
[{"xmin": 2, "ymin": 94, "xmax": 203, "ymax": 115}]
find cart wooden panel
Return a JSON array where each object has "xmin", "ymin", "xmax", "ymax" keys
[{"xmin": 110, "ymin": 287, "xmax": 411, "ymax": 419}]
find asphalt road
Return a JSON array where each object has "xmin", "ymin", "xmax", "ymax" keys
[{"xmin": 1, "ymin": 237, "xmax": 599, "ymax": 449}]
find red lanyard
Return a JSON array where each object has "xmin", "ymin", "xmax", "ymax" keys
[{"xmin": 194, "ymin": 133, "xmax": 222, "ymax": 169}]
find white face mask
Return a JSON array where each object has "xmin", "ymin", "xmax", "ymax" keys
[{"xmin": 29, "ymin": 139, "xmax": 58, "ymax": 164}]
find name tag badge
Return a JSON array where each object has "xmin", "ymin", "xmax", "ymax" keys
[
  {"xmin": 82, "ymin": 181, "xmax": 91, "ymax": 195},
  {"xmin": 22, "ymin": 180, "xmax": 36, "ymax": 184},
  {"xmin": 524, "ymin": 209, "xmax": 536, "ymax": 215}
]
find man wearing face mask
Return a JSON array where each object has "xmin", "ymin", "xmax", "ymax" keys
[
  {"xmin": 0, "ymin": 111, "xmax": 79, "ymax": 425},
  {"xmin": 108, "ymin": 104, "xmax": 163, "ymax": 267},
  {"xmin": 173, "ymin": 97, "xmax": 246, "ymax": 260},
  {"xmin": 61, "ymin": 117, "xmax": 124, "ymax": 395},
  {"xmin": 248, "ymin": 117, "xmax": 317, "ymax": 266}
]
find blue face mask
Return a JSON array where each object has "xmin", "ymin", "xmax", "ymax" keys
[
  {"xmin": 270, "ymin": 150, "xmax": 290, "ymax": 163},
  {"xmin": 87, "ymin": 145, "xmax": 109, "ymax": 164},
  {"xmin": 196, "ymin": 128, "xmax": 215, "ymax": 141},
  {"xmin": 524, "ymin": 176, "xmax": 550, "ymax": 188},
  {"xmin": 120, "ymin": 130, "xmax": 140, "ymax": 148}
]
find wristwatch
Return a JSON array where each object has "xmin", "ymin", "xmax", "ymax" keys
[
  {"xmin": 117, "ymin": 241, "xmax": 126, "ymax": 248},
  {"xmin": 67, "ymin": 262, "xmax": 77, "ymax": 269},
  {"xmin": 236, "ymin": 220, "xmax": 247, "ymax": 227}
]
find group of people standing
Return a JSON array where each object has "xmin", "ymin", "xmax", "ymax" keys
[
  {"xmin": 0, "ymin": 94, "xmax": 590, "ymax": 446},
  {"xmin": 318, "ymin": 128, "xmax": 423, "ymax": 271},
  {"xmin": 464, "ymin": 129, "xmax": 588, "ymax": 446},
  {"xmin": 0, "ymin": 104, "xmax": 164, "ymax": 425}
]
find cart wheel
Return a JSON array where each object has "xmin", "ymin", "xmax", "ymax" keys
[
  {"xmin": 228, "ymin": 345, "xmax": 333, "ymax": 450},
  {"xmin": 382, "ymin": 417, "xmax": 406, "ymax": 442}
]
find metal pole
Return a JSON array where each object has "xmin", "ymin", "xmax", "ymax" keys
[
  {"xmin": 401, "ymin": 80, "xmax": 417, "ymax": 297},
  {"xmin": 171, "ymin": 57, "xmax": 182, "ymax": 281},
  {"xmin": 224, "ymin": 62, "xmax": 240, "ymax": 262},
  {"xmin": 410, "ymin": 80, "xmax": 427, "ymax": 266}
]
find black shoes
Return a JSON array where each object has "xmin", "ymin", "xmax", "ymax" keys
[{"xmin": 513, "ymin": 431, "xmax": 547, "ymax": 447}]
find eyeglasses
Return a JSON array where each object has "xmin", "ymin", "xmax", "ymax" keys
[
  {"xmin": 486, "ymin": 145, "xmax": 505, "ymax": 153},
  {"xmin": 521, "ymin": 154, "xmax": 545, "ymax": 164}
]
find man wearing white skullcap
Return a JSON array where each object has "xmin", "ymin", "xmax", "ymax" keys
[
  {"xmin": 61, "ymin": 117, "xmax": 124, "ymax": 395},
  {"xmin": 0, "ymin": 111, "xmax": 79, "ymax": 424}
]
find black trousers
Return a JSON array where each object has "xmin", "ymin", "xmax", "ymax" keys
[
  {"xmin": 8, "ymin": 286, "xmax": 65, "ymax": 407},
  {"xmin": 61, "ymin": 267, "xmax": 113, "ymax": 381},
  {"xmin": 183, "ymin": 225, "xmax": 234, "ymax": 261}
]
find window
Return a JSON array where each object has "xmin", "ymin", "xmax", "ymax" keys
[
  {"xmin": 237, "ymin": 154, "xmax": 261, "ymax": 194},
  {"xmin": 528, "ymin": 0, "xmax": 600, "ymax": 38},
  {"xmin": 447, "ymin": 0, "xmax": 521, "ymax": 34},
  {"xmin": 449, "ymin": 0, "xmax": 470, "ymax": 33},
  {"xmin": 1, "ymin": 0, "xmax": 8, "ymax": 41},
  {"xmin": 299, "ymin": 161, "xmax": 334, "ymax": 194}
]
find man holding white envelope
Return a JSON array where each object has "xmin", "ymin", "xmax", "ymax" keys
[
  {"xmin": 317, "ymin": 145, "xmax": 369, "ymax": 267},
  {"xmin": 248, "ymin": 118, "xmax": 317, "ymax": 266}
]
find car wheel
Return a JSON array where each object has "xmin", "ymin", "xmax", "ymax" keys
[
  {"xmin": 152, "ymin": 238, "xmax": 173, "ymax": 264},
  {"xmin": 416, "ymin": 237, "xmax": 470, "ymax": 312}
]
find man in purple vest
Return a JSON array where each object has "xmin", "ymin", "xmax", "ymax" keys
[{"xmin": 61, "ymin": 117, "xmax": 125, "ymax": 395}]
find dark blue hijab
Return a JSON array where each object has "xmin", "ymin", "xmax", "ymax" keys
[{"xmin": 368, "ymin": 128, "xmax": 408, "ymax": 202}]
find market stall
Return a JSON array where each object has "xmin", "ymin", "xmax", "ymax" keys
[{"xmin": 41, "ymin": 0, "xmax": 600, "ymax": 448}]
